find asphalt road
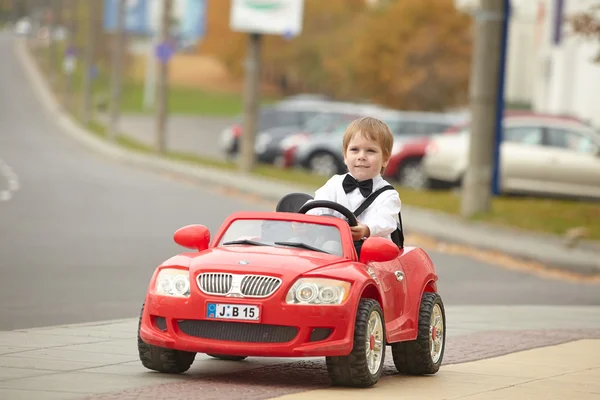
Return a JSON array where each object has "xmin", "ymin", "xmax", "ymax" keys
[
  {"xmin": 95, "ymin": 113, "xmax": 232, "ymax": 162},
  {"xmin": 1, "ymin": 34, "xmax": 599, "ymax": 331}
]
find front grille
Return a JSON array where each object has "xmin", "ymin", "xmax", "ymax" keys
[
  {"xmin": 197, "ymin": 273, "xmax": 281, "ymax": 298},
  {"xmin": 178, "ymin": 320, "xmax": 298, "ymax": 343},
  {"xmin": 198, "ymin": 273, "xmax": 233, "ymax": 295},
  {"xmin": 240, "ymin": 275, "xmax": 281, "ymax": 297}
]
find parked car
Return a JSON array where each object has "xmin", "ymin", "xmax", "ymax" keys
[
  {"xmin": 383, "ymin": 110, "xmax": 589, "ymax": 189},
  {"xmin": 422, "ymin": 115, "xmax": 600, "ymax": 199},
  {"xmin": 219, "ymin": 99, "xmax": 332, "ymax": 159},
  {"xmin": 290, "ymin": 111, "xmax": 466, "ymax": 177},
  {"xmin": 255, "ymin": 102, "xmax": 388, "ymax": 166},
  {"xmin": 282, "ymin": 93, "xmax": 331, "ymax": 101}
]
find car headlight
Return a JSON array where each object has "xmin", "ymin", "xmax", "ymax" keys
[
  {"xmin": 254, "ymin": 134, "xmax": 272, "ymax": 153},
  {"xmin": 155, "ymin": 269, "xmax": 190, "ymax": 297},
  {"xmin": 285, "ymin": 278, "xmax": 351, "ymax": 305}
]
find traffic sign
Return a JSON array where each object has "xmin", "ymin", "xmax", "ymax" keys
[{"xmin": 155, "ymin": 41, "xmax": 175, "ymax": 63}]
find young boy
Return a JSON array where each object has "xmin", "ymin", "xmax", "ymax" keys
[{"xmin": 306, "ymin": 116, "xmax": 401, "ymax": 248}]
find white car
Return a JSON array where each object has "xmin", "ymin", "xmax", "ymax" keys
[
  {"xmin": 14, "ymin": 18, "xmax": 31, "ymax": 36},
  {"xmin": 422, "ymin": 115, "xmax": 600, "ymax": 199}
]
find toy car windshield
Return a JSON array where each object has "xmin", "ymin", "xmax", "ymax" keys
[{"xmin": 216, "ymin": 219, "xmax": 344, "ymax": 257}]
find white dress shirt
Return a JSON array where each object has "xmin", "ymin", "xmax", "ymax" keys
[{"xmin": 305, "ymin": 173, "xmax": 402, "ymax": 240}]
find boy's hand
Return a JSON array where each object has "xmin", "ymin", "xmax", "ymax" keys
[{"xmin": 350, "ymin": 224, "xmax": 370, "ymax": 241}]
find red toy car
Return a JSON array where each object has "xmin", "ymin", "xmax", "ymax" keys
[{"xmin": 138, "ymin": 197, "xmax": 446, "ymax": 388}]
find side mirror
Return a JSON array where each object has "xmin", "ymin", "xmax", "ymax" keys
[
  {"xmin": 359, "ymin": 237, "xmax": 400, "ymax": 264},
  {"xmin": 174, "ymin": 225, "xmax": 210, "ymax": 251}
]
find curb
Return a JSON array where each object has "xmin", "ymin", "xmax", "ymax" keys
[{"xmin": 15, "ymin": 39, "xmax": 600, "ymax": 276}]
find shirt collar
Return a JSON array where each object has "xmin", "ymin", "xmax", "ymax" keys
[{"xmin": 346, "ymin": 172, "xmax": 383, "ymax": 184}]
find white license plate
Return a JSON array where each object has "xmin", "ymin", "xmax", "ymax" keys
[{"xmin": 206, "ymin": 303, "xmax": 260, "ymax": 321}]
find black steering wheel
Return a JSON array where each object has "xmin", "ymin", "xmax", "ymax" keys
[{"xmin": 297, "ymin": 200, "xmax": 358, "ymax": 227}]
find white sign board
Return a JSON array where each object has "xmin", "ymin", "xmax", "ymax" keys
[{"xmin": 230, "ymin": 0, "xmax": 304, "ymax": 36}]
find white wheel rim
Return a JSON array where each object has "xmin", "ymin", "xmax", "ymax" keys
[
  {"xmin": 429, "ymin": 303, "xmax": 444, "ymax": 364},
  {"xmin": 365, "ymin": 310, "xmax": 384, "ymax": 375},
  {"xmin": 401, "ymin": 165, "xmax": 426, "ymax": 189},
  {"xmin": 310, "ymin": 155, "xmax": 337, "ymax": 176}
]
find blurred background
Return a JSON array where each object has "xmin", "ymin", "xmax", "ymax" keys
[
  {"xmin": 5, "ymin": 0, "xmax": 599, "ymax": 191},
  {"xmin": 2, "ymin": 0, "xmax": 599, "ymax": 230},
  {"xmin": 3, "ymin": 0, "xmax": 599, "ymax": 240}
]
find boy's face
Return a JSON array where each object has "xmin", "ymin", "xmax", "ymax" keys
[{"xmin": 343, "ymin": 132, "xmax": 389, "ymax": 181}]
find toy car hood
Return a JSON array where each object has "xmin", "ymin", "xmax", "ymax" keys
[{"xmin": 166, "ymin": 245, "xmax": 349, "ymax": 278}]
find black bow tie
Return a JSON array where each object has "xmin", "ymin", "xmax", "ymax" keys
[{"xmin": 343, "ymin": 174, "xmax": 373, "ymax": 198}]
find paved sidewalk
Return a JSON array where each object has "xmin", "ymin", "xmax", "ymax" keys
[
  {"xmin": 276, "ymin": 340, "xmax": 600, "ymax": 400},
  {"xmin": 15, "ymin": 39, "xmax": 600, "ymax": 277},
  {"xmin": 0, "ymin": 306, "xmax": 599, "ymax": 399}
]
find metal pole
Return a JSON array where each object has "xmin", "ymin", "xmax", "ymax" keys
[
  {"xmin": 82, "ymin": 0, "xmax": 96, "ymax": 125},
  {"xmin": 238, "ymin": 32, "xmax": 262, "ymax": 173},
  {"xmin": 108, "ymin": 0, "xmax": 126, "ymax": 141},
  {"xmin": 144, "ymin": 31, "xmax": 158, "ymax": 110},
  {"xmin": 49, "ymin": 0, "xmax": 61, "ymax": 87},
  {"xmin": 155, "ymin": 0, "xmax": 172, "ymax": 154},
  {"xmin": 492, "ymin": 0, "xmax": 510, "ymax": 196},
  {"xmin": 460, "ymin": 0, "xmax": 504, "ymax": 217},
  {"xmin": 64, "ymin": 0, "xmax": 76, "ymax": 112}
]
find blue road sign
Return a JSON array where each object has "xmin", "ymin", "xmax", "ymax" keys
[
  {"xmin": 103, "ymin": 0, "xmax": 208, "ymax": 45},
  {"xmin": 155, "ymin": 41, "xmax": 175, "ymax": 63},
  {"xmin": 103, "ymin": 0, "xmax": 150, "ymax": 35},
  {"xmin": 180, "ymin": 0, "xmax": 208, "ymax": 44}
]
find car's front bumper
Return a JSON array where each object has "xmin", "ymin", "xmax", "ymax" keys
[{"xmin": 139, "ymin": 293, "xmax": 357, "ymax": 357}]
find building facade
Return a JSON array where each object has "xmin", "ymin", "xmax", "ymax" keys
[{"xmin": 455, "ymin": 0, "xmax": 600, "ymax": 128}]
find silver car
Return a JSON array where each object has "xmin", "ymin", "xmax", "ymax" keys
[
  {"xmin": 219, "ymin": 98, "xmax": 335, "ymax": 158},
  {"xmin": 291, "ymin": 110, "xmax": 466, "ymax": 176}
]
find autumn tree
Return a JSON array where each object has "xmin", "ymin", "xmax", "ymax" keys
[
  {"xmin": 569, "ymin": 3, "xmax": 600, "ymax": 62},
  {"xmin": 198, "ymin": 0, "xmax": 366, "ymax": 94},
  {"xmin": 198, "ymin": 0, "xmax": 472, "ymax": 111},
  {"xmin": 353, "ymin": 0, "xmax": 472, "ymax": 111}
]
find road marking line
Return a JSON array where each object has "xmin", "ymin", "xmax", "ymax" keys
[
  {"xmin": 0, "ymin": 156, "xmax": 19, "ymax": 201},
  {"xmin": 0, "ymin": 190, "xmax": 12, "ymax": 201}
]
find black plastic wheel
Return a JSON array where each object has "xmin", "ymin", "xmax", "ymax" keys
[
  {"xmin": 391, "ymin": 292, "xmax": 446, "ymax": 375},
  {"xmin": 137, "ymin": 305, "xmax": 196, "ymax": 373},
  {"xmin": 325, "ymin": 298, "xmax": 386, "ymax": 387}
]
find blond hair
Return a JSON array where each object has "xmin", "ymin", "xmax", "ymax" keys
[{"xmin": 342, "ymin": 117, "xmax": 394, "ymax": 173}]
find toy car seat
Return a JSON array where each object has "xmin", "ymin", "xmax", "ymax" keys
[{"xmin": 276, "ymin": 193, "xmax": 314, "ymax": 213}]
